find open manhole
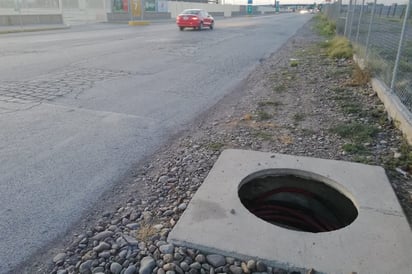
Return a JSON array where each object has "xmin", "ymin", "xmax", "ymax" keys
[{"xmin": 238, "ymin": 169, "xmax": 358, "ymax": 233}]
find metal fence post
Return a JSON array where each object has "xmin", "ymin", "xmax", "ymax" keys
[
  {"xmin": 337, "ymin": 0, "xmax": 342, "ymax": 20},
  {"xmin": 365, "ymin": 0, "xmax": 377, "ymax": 60},
  {"xmin": 355, "ymin": 0, "xmax": 365, "ymax": 43},
  {"xmin": 390, "ymin": 0, "xmax": 411, "ymax": 91},
  {"xmin": 344, "ymin": 0, "xmax": 353, "ymax": 37},
  {"xmin": 348, "ymin": 0, "xmax": 357, "ymax": 40}
]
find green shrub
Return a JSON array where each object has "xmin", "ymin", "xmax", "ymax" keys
[{"xmin": 314, "ymin": 14, "xmax": 336, "ymax": 36}]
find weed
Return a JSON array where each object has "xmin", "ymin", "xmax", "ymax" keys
[
  {"xmin": 313, "ymin": 14, "xmax": 336, "ymax": 37},
  {"xmin": 207, "ymin": 142, "xmax": 224, "ymax": 151},
  {"xmin": 331, "ymin": 86, "xmax": 346, "ymax": 93},
  {"xmin": 385, "ymin": 141, "xmax": 412, "ymax": 172},
  {"xmin": 301, "ymin": 128, "xmax": 316, "ymax": 136},
  {"xmin": 273, "ymin": 84, "xmax": 287, "ymax": 93},
  {"xmin": 253, "ymin": 131, "xmax": 273, "ymax": 141},
  {"xmin": 340, "ymin": 102, "xmax": 363, "ymax": 115},
  {"xmin": 293, "ymin": 113, "xmax": 306, "ymax": 123},
  {"xmin": 257, "ymin": 111, "xmax": 272, "ymax": 121},
  {"xmin": 258, "ymin": 101, "xmax": 282, "ymax": 107},
  {"xmin": 342, "ymin": 143, "xmax": 368, "ymax": 154},
  {"xmin": 370, "ymin": 108, "xmax": 388, "ymax": 126},
  {"xmin": 331, "ymin": 122, "xmax": 378, "ymax": 143},
  {"xmin": 326, "ymin": 66, "xmax": 352, "ymax": 79},
  {"xmin": 332, "ymin": 94, "xmax": 351, "ymax": 101},
  {"xmin": 290, "ymin": 59, "xmax": 299, "ymax": 67},
  {"xmin": 353, "ymin": 155, "xmax": 373, "ymax": 164},
  {"xmin": 399, "ymin": 60, "xmax": 412, "ymax": 73}
]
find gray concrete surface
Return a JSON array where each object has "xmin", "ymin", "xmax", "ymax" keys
[
  {"xmin": 0, "ymin": 14, "xmax": 311, "ymax": 273},
  {"xmin": 168, "ymin": 149, "xmax": 412, "ymax": 273}
]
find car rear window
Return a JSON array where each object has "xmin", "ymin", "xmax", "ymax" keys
[{"xmin": 181, "ymin": 10, "xmax": 200, "ymax": 15}]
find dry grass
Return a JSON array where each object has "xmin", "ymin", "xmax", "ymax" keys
[
  {"xmin": 326, "ymin": 36, "xmax": 353, "ymax": 59},
  {"xmin": 136, "ymin": 222, "xmax": 158, "ymax": 241},
  {"xmin": 242, "ymin": 113, "xmax": 253, "ymax": 121},
  {"xmin": 279, "ymin": 134, "xmax": 294, "ymax": 145},
  {"xmin": 349, "ymin": 63, "xmax": 371, "ymax": 86}
]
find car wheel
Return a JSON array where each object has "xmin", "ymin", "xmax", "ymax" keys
[
  {"xmin": 198, "ymin": 22, "xmax": 203, "ymax": 31},
  {"xmin": 179, "ymin": 27, "xmax": 184, "ymax": 31},
  {"xmin": 210, "ymin": 22, "xmax": 214, "ymax": 30}
]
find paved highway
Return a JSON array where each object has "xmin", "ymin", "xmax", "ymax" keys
[{"xmin": 0, "ymin": 14, "xmax": 311, "ymax": 273}]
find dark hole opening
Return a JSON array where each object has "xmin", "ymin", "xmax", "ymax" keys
[{"xmin": 238, "ymin": 173, "xmax": 358, "ymax": 233}]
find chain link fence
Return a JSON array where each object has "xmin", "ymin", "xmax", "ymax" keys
[{"xmin": 324, "ymin": 0, "xmax": 412, "ymax": 111}]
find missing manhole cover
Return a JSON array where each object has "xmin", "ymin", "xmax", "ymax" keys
[
  {"xmin": 168, "ymin": 150, "xmax": 412, "ymax": 273},
  {"xmin": 238, "ymin": 170, "xmax": 358, "ymax": 233}
]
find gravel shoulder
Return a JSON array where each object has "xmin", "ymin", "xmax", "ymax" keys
[{"xmin": 19, "ymin": 18, "xmax": 411, "ymax": 274}]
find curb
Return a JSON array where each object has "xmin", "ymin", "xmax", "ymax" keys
[
  {"xmin": 0, "ymin": 25, "xmax": 70, "ymax": 35},
  {"xmin": 128, "ymin": 21, "xmax": 150, "ymax": 26}
]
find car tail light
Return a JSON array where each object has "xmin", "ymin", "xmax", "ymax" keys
[{"xmin": 192, "ymin": 17, "xmax": 198, "ymax": 20}]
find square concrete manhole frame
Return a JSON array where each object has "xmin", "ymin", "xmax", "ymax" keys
[{"xmin": 168, "ymin": 149, "xmax": 412, "ymax": 273}]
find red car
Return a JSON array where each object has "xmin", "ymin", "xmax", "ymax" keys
[{"xmin": 176, "ymin": 9, "xmax": 214, "ymax": 31}]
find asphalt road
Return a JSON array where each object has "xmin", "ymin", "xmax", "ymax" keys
[{"xmin": 0, "ymin": 14, "xmax": 311, "ymax": 273}]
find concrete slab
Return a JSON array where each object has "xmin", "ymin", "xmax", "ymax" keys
[{"xmin": 168, "ymin": 149, "xmax": 412, "ymax": 274}]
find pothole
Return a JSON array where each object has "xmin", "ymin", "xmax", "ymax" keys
[{"xmin": 238, "ymin": 169, "xmax": 358, "ymax": 233}]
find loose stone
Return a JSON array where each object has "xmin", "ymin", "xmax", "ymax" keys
[
  {"xmin": 163, "ymin": 263, "xmax": 175, "ymax": 271},
  {"xmin": 226, "ymin": 257, "xmax": 235, "ymax": 265},
  {"xmin": 241, "ymin": 262, "xmax": 250, "ymax": 274},
  {"xmin": 124, "ymin": 265, "xmax": 137, "ymax": 274},
  {"xmin": 175, "ymin": 265, "xmax": 184, "ymax": 274},
  {"xmin": 180, "ymin": 261, "xmax": 190, "ymax": 271},
  {"xmin": 195, "ymin": 254, "xmax": 206, "ymax": 263},
  {"xmin": 256, "ymin": 261, "xmax": 267, "ymax": 272},
  {"xmin": 119, "ymin": 250, "xmax": 128, "ymax": 258},
  {"xmin": 92, "ymin": 266, "xmax": 105, "ymax": 273},
  {"xmin": 53, "ymin": 252, "xmax": 67, "ymax": 264},
  {"xmin": 206, "ymin": 254, "xmax": 226, "ymax": 268},
  {"xmin": 190, "ymin": 262, "xmax": 202, "ymax": 270},
  {"xmin": 201, "ymin": 263, "xmax": 211, "ymax": 271},
  {"xmin": 79, "ymin": 260, "xmax": 93, "ymax": 274},
  {"xmin": 123, "ymin": 235, "xmax": 139, "ymax": 246},
  {"xmin": 163, "ymin": 254, "xmax": 174, "ymax": 263},
  {"xmin": 126, "ymin": 223, "xmax": 140, "ymax": 230},
  {"xmin": 174, "ymin": 253, "xmax": 184, "ymax": 262},
  {"xmin": 229, "ymin": 265, "xmax": 243, "ymax": 274},
  {"xmin": 188, "ymin": 269, "xmax": 198, "ymax": 274},
  {"xmin": 247, "ymin": 260, "xmax": 256, "ymax": 271},
  {"xmin": 177, "ymin": 203, "xmax": 187, "ymax": 211},
  {"xmin": 110, "ymin": 262, "xmax": 122, "ymax": 274},
  {"xmin": 158, "ymin": 175, "xmax": 169, "ymax": 184},
  {"xmin": 163, "ymin": 210, "xmax": 174, "ymax": 217},
  {"xmin": 139, "ymin": 256, "xmax": 156, "ymax": 274},
  {"xmin": 92, "ymin": 231, "xmax": 114, "ymax": 241},
  {"xmin": 98, "ymin": 251, "xmax": 111, "ymax": 258},
  {"xmin": 159, "ymin": 244, "xmax": 174, "ymax": 254},
  {"xmin": 272, "ymin": 269, "xmax": 287, "ymax": 274},
  {"xmin": 93, "ymin": 242, "xmax": 111, "ymax": 253}
]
